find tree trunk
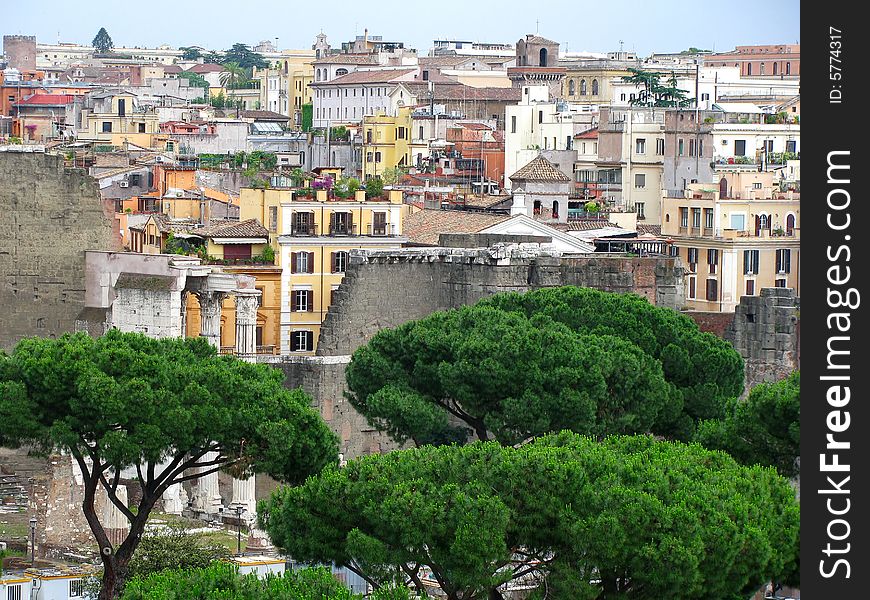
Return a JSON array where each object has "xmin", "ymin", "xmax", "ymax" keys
[
  {"xmin": 488, "ymin": 588, "xmax": 506, "ymax": 600},
  {"xmin": 97, "ymin": 554, "xmax": 131, "ymax": 600}
]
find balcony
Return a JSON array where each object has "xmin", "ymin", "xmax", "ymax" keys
[
  {"xmin": 290, "ymin": 224, "xmax": 319, "ymax": 236},
  {"xmin": 219, "ymin": 345, "xmax": 277, "ymax": 356},
  {"xmin": 367, "ymin": 223, "xmax": 398, "ymax": 236},
  {"xmin": 327, "ymin": 223, "xmax": 358, "ymax": 237}
]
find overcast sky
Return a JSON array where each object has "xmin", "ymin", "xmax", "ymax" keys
[{"xmin": 7, "ymin": 0, "xmax": 800, "ymax": 57}]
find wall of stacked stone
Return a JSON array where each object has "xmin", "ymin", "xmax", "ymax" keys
[
  {"xmin": 0, "ymin": 151, "xmax": 117, "ymax": 351},
  {"xmin": 725, "ymin": 287, "xmax": 800, "ymax": 389}
]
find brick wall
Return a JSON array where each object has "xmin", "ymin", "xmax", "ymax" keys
[{"xmin": 0, "ymin": 150, "xmax": 116, "ymax": 351}]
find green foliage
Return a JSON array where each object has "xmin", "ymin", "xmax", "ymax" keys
[
  {"xmin": 584, "ymin": 200, "xmax": 599, "ymax": 213},
  {"xmin": 301, "ymin": 104, "xmax": 313, "ymax": 132},
  {"xmin": 127, "ymin": 526, "xmax": 231, "ymax": 579},
  {"xmin": 258, "ymin": 245, "xmax": 276, "ymax": 264},
  {"xmin": 0, "ymin": 331, "xmax": 338, "ymax": 598},
  {"xmin": 220, "ymin": 43, "xmax": 270, "ymax": 71},
  {"xmin": 220, "ymin": 62, "xmax": 250, "ymax": 90},
  {"xmin": 330, "ymin": 126, "xmax": 350, "ymax": 141},
  {"xmin": 92, "ymin": 27, "xmax": 114, "ymax": 53},
  {"xmin": 621, "ymin": 68, "xmax": 693, "ymax": 108},
  {"xmin": 121, "ymin": 563, "xmax": 355, "ymax": 600},
  {"xmin": 364, "ymin": 177, "xmax": 384, "ymax": 199},
  {"xmin": 346, "ymin": 288, "xmax": 744, "ymax": 445},
  {"xmin": 262, "ymin": 433, "xmax": 800, "ymax": 600},
  {"xmin": 179, "ymin": 71, "xmax": 210, "ymax": 90},
  {"xmin": 165, "ymin": 233, "xmax": 204, "ymax": 257},
  {"xmin": 381, "ymin": 167, "xmax": 405, "ymax": 186},
  {"xmin": 695, "ymin": 372, "xmax": 800, "ymax": 477},
  {"xmin": 180, "ymin": 47, "xmax": 202, "ymax": 61},
  {"xmin": 333, "ymin": 176, "xmax": 361, "ymax": 198}
]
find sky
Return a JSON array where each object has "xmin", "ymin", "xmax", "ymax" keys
[{"xmin": 6, "ymin": 0, "xmax": 800, "ymax": 57}]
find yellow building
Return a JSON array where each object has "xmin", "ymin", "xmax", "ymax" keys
[
  {"xmin": 361, "ymin": 108, "xmax": 412, "ymax": 180},
  {"xmin": 661, "ymin": 173, "xmax": 799, "ymax": 311},
  {"xmin": 79, "ymin": 91, "xmax": 163, "ymax": 148},
  {"xmin": 252, "ymin": 50, "xmax": 315, "ymax": 127},
  {"xmin": 242, "ymin": 186, "xmax": 412, "ymax": 354},
  {"xmin": 561, "ymin": 63, "xmax": 633, "ymax": 105}
]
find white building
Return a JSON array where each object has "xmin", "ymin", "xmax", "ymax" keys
[{"xmin": 504, "ymin": 86, "xmax": 578, "ymax": 183}]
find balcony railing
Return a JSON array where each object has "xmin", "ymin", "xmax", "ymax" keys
[
  {"xmin": 220, "ymin": 345, "xmax": 277, "ymax": 356},
  {"xmin": 290, "ymin": 224, "xmax": 319, "ymax": 236},
  {"xmin": 205, "ymin": 257, "xmax": 275, "ymax": 266},
  {"xmin": 366, "ymin": 223, "xmax": 397, "ymax": 236},
  {"xmin": 328, "ymin": 223, "xmax": 358, "ymax": 236}
]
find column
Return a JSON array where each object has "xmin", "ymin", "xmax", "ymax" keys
[
  {"xmin": 195, "ymin": 291, "xmax": 227, "ymax": 349},
  {"xmin": 231, "ymin": 474, "xmax": 257, "ymax": 517},
  {"xmin": 180, "ymin": 291, "xmax": 190, "ymax": 338},
  {"xmin": 192, "ymin": 451, "xmax": 222, "ymax": 514},
  {"xmin": 233, "ymin": 290, "xmax": 261, "ymax": 361},
  {"xmin": 161, "ymin": 482, "xmax": 189, "ymax": 516}
]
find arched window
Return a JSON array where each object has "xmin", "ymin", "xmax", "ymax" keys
[
  {"xmin": 335, "ymin": 68, "xmax": 348, "ymax": 76},
  {"xmin": 786, "ymin": 213, "xmax": 796, "ymax": 235},
  {"xmin": 533, "ymin": 200, "xmax": 541, "ymax": 215},
  {"xmin": 592, "ymin": 79, "xmax": 599, "ymax": 95},
  {"xmin": 580, "ymin": 80, "xmax": 587, "ymax": 95},
  {"xmin": 568, "ymin": 80, "xmax": 575, "ymax": 96},
  {"xmin": 719, "ymin": 177, "xmax": 728, "ymax": 199},
  {"xmin": 773, "ymin": 62, "xmax": 778, "ymax": 75},
  {"xmin": 786, "ymin": 62, "xmax": 791, "ymax": 75},
  {"xmin": 539, "ymin": 47, "xmax": 548, "ymax": 67},
  {"xmin": 315, "ymin": 69, "xmax": 321, "ymax": 82},
  {"xmin": 552, "ymin": 200, "xmax": 560, "ymax": 218}
]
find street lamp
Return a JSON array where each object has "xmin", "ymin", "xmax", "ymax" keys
[
  {"xmin": 234, "ymin": 505, "xmax": 244, "ymax": 555},
  {"xmin": 29, "ymin": 516, "xmax": 37, "ymax": 567}
]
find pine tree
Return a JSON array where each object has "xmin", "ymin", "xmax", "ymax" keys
[{"xmin": 92, "ymin": 27, "xmax": 114, "ymax": 54}]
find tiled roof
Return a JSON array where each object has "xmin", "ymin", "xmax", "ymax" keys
[
  {"xmin": 566, "ymin": 218, "xmax": 617, "ymax": 231},
  {"xmin": 402, "ymin": 83, "xmax": 520, "ymax": 102},
  {"xmin": 637, "ymin": 224, "xmax": 662, "ymax": 236},
  {"xmin": 522, "ymin": 35, "xmax": 558, "ymax": 45},
  {"xmin": 17, "ymin": 94, "xmax": 76, "ymax": 105},
  {"xmin": 189, "ymin": 218, "xmax": 268, "ymax": 239},
  {"xmin": 403, "ymin": 209, "xmax": 510, "ymax": 245},
  {"xmin": 312, "ymin": 68, "xmax": 417, "ymax": 85},
  {"xmin": 240, "ymin": 110, "xmax": 288, "ymax": 121},
  {"xmin": 163, "ymin": 65, "xmax": 183, "ymax": 74},
  {"xmin": 313, "ymin": 53, "xmax": 381, "ymax": 65},
  {"xmin": 189, "ymin": 63, "xmax": 226, "ymax": 74},
  {"xmin": 574, "ymin": 127, "xmax": 599, "ymax": 139},
  {"xmin": 509, "ymin": 156, "xmax": 571, "ymax": 182}
]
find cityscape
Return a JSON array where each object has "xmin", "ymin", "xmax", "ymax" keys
[{"xmin": 1, "ymin": 12, "xmax": 800, "ymax": 600}]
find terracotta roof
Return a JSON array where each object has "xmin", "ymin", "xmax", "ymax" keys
[
  {"xmin": 509, "ymin": 156, "xmax": 571, "ymax": 182},
  {"xmin": 566, "ymin": 218, "xmax": 617, "ymax": 231},
  {"xmin": 636, "ymin": 224, "xmax": 662, "ymax": 236},
  {"xmin": 313, "ymin": 53, "xmax": 382, "ymax": 66},
  {"xmin": 522, "ymin": 35, "xmax": 558, "ymax": 45},
  {"xmin": 189, "ymin": 63, "xmax": 226, "ymax": 74},
  {"xmin": 188, "ymin": 218, "xmax": 268, "ymax": 239},
  {"xmin": 163, "ymin": 65, "xmax": 183, "ymax": 74},
  {"xmin": 240, "ymin": 110, "xmax": 288, "ymax": 121},
  {"xmin": 402, "ymin": 209, "xmax": 510, "ymax": 245},
  {"xmin": 574, "ymin": 127, "xmax": 599, "ymax": 139},
  {"xmin": 464, "ymin": 194, "xmax": 512, "ymax": 209},
  {"xmin": 312, "ymin": 68, "xmax": 417, "ymax": 86},
  {"xmin": 17, "ymin": 94, "xmax": 76, "ymax": 105},
  {"xmin": 403, "ymin": 84, "xmax": 520, "ymax": 102}
]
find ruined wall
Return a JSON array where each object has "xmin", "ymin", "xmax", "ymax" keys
[
  {"xmin": 725, "ymin": 287, "xmax": 800, "ymax": 388},
  {"xmin": 269, "ymin": 246, "xmax": 685, "ymax": 458},
  {"xmin": 0, "ymin": 150, "xmax": 116, "ymax": 351}
]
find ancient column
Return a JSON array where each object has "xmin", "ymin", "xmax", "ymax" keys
[
  {"xmin": 161, "ymin": 482, "xmax": 189, "ymax": 516},
  {"xmin": 195, "ymin": 291, "xmax": 227, "ymax": 349},
  {"xmin": 180, "ymin": 290, "xmax": 190, "ymax": 338},
  {"xmin": 192, "ymin": 451, "xmax": 222, "ymax": 514},
  {"xmin": 231, "ymin": 475, "xmax": 257, "ymax": 518},
  {"xmin": 233, "ymin": 290, "xmax": 261, "ymax": 361},
  {"xmin": 101, "ymin": 484, "xmax": 129, "ymax": 547}
]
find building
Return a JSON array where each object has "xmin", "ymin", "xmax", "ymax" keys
[
  {"xmin": 661, "ymin": 173, "xmax": 799, "ymax": 311},
  {"xmin": 704, "ymin": 44, "xmax": 800, "ymax": 78},
  {"xmin": 360, "ymin": 107, "xmax": 412, "ymax": 179},
  {"xmin": 77, "ymin": 91, "xmax": 162, "ymax": 148},
  {"xmin": 507, "ymin": 35, "xmax": 565, "ymax": 97},
  {"xmin": 507, "ymin": 155, "xmax": 572, "ymax": 224},
  {"xmin": 276, "ymin": 188, "xmax": 412, "ymax": 354},
  {"xmin": 559, "ymin": 52, "xmax": 641, "ymax": 106}
]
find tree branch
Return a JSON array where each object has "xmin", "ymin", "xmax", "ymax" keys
[{"xmin": 98, "ymin": 471, "xmax": 136, "ymax": 523}]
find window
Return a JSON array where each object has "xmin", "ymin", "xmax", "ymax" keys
[
  {"xmin": 698, "ymin": 139, "xmax": 704, "ymax": 156},
  {"xmin": 69, "ymin": 579, "xmax": 85, "ymax": 598},
  {"xmin": 538, "ymin": 111, "xmax": 543, "ymax": 124},
  {"xmin": 747, "ymin": 62, "xmax": 752, "ymax": 76},
  {"xmin": 291, "ymin": 251, "xmax": 314, "ymax": 273},
  {"xmin": 330, "ymin": 211, "xmax": 352, "ymax": 235},
  {"xmin": 786, "ymin": 62, "xmax": 791, "ymax": 75},
  {"xmin": 734, "ymin": 139, "xmax": 746, "ymax": 156},
  {"xmin": 375, "ymin": 151, "xmax": 382, "ymax": 163},
  {"xmin": 760, "ymin": 62, "xmax": 765, "ymax": 75},
  {"xmin": 744, "ymin": 249, "xmax": 760, "ymax": 274},
  {"xmin": 776, "ymin": 249, "xmax": 792, "ymax": 273},
  {"xmin": 7, "ymin": 584, "xmax": 23, "ymax": 600},
  {"xmin": 635, "ymin": 138, "xmax": 646, "ymax": 154},
  {"xmin": 707, "ymin": 248, "xmax": 719, "ymax": 274},
  {"xmin": 372, "ymin": 211, "xmax": 387, "ymax": 236},
  {"xmin": 291, "ymin": 289, "xmax": 313, "ymax": 312},
  {"xmin": 786, "ymin": 140, "xmax": 797, "ymax": 154},
  {"xmin": 332, "ymin": 251, "xmax": 349, "ymax": 273},
  {"xmin": 568, "ymin": 80, "xmax": 575, "ymax": 95},
  {"xmin": 592, "ymin": 79, "xmax": 599, "ymax": 95},
  {"xmin": 268, "ymin": 206, "xmax": 278, "ymax": 232},
  {"xmin": 138, "ymin": 123, "xmax": 146, "ymax": 133},
  {"xmin": 678, "ymin": 139, "xmax": 684, "ymax": 156},
  {"xmin": 102, "ymin": 121, "xmax": 113, "ymax": 133},
  {"xmin": 292, "ymin": 212, "xmax": 314, "ymax": 235},
  {"xmin": 680, "ymin": 207, "xmax": 689, "ymax": 228},
  {"xmin": 775, "ymin": 278, "xmax": 788, "ymax": 288},
  {"xmin": 706, "ymin": 278, "xmax": 718, "ymax": 301},
  {"xmin": 687, "ymin": 247, "xmax": 698, "ymax": 271},
  {"xmin": 656, "ymin": 138, "xmax": 664, "ymax": 155},
  {"xmin": 688, "ymin": 139, "xmax": 695, "ymax": 156},
  {"xmin": 773, "ymin": 62, "xmax": 778, "ymax": 75},
  {"xmin": 366, "ymin": 152, "xmax": 374, "ymax": 163},
  {"xmin": 291, "ymin": 330, "xmax": 314, "ymax": 352},
  {"xmin": 636, "ymin": 202, "xmax": 645, "ymax": 219},
  {"xmin": 745, "ymin": 279, "xmax": 756, "ymax": 295},
  {"xmin": 634, "ymin": 173, "xmax": 646, "ymax": 188},
  {"xmin": 692, "ymin": 208, "xmax": 701, "ymax": 228},
  {"xmin": 730, "ymin": 213, "xmax": 745, "ymax": 231},
  {"xmin": 580, "ymin": 79, "xmax": 587, "ymax": 95},
  {"xmin": 687, "ymin": 275, "xmax": 697, "ymax": 299}
]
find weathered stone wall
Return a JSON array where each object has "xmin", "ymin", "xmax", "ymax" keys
[
  {"xmin": 725, "ymin": 287, "xmax": 800, "ymax": 389},
  {"xmin": 0, "ymin": 150, "xmax": 116, "ymax": 351}
]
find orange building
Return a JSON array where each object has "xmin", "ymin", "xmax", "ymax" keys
[
  {"xmin": 446, "ymin": 123, "xmax": 505, "ymax": 190},
  {"xmin": 704, "ymin": 45, "xmax": 800, "ymax": 78}
]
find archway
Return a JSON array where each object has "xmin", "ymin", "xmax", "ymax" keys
[{"xmin": 539, "ymin": 47, "xmax": 548, "ymax": 67}]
